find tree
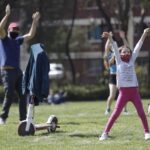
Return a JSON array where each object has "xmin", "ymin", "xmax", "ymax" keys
[
  {"xmin": 17, "ymin": 0, "xmax": 77, "ymax": 83},
  {"xmin": 95, "ymin": 0, "xmax": 150, "ymax": 87},
  {"xmin": 96, "ymin": 0, "xmax": 130, "ymax": 39},
  {"xmin": 140, "ymin": 0, "xmax": 150, "ymax": 87},
  {"xmin": 64, "ymin": 0, "xmax": 77, "ymax": 84},
  {"xmin": 95, "ymin": 0, "xmax": 113, "ymax": 31}
]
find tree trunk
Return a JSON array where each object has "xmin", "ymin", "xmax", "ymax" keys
[
  {"xmin": 127, "ymin": 0, "xmax": 134, "ymax": 49},
  {"xmin": 95, "ymin": 0, "xmax": 113, "ymax": 31},
  {"xmin": 138, "ymin": 7, "xmax": 150, "ymax": 87},
  {"xmin": 36, "ymin": 0, "xmax": 43, "ymax": 42},
  {"xmin": 65, "ymin": 0, "xmax": 77, "ymax": 84}
]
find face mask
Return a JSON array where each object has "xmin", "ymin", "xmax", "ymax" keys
[
  {"xmin": 9, "ymin": 32, "xmax": 19, "ymax": 39},
  {"xmin": 121, "ymin": 54, "xmax": 131, "ymax": 62}
]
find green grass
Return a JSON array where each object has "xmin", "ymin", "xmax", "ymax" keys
[{"xmin": 1, "ymin": 100, "xmax": 150, "ymax": 150}]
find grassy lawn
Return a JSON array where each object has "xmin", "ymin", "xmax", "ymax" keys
[{"xmin": 0, "ymin": 100, "xmax": 150, "ymax": 150}]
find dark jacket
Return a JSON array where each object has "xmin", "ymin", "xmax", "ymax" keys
[{"xmin": 22, "ymin": 43, "xmax": 50, "ymax": 105}]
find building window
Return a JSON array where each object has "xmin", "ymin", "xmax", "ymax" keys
[
  {"xmin": 85, "ymin": 59, "xmax": 102, "ymax": 77},
  {"xmin": 134, "ymin": 0, "xmax": 140, "ymax": 6},
  {"xmin": 84, "ymin": 0, "xmax": 98, "ymax": 10},
  {"xmin": 88, "ymin": 25, "xmax": 102, "ymax": 43}
]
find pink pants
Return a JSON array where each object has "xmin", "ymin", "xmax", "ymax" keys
[{"xmin": 104, "ymin": 87, "xmax": 149, "ymax": 133}]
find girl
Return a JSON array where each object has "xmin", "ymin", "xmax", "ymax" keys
[{"xmin": 99, "ymin": 28, "xmax": 150, "ymax": 140}]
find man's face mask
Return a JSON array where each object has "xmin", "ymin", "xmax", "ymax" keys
[{"xmin": 9, "ymin": 31, "xmax": 19, "ymax": 39}]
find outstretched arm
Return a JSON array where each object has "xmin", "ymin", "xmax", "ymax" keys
[
  {"xmin": 133, "ymin": 28, "xmax": 150, "ymax": 55},
  {"xmin": 108, "ymin": 54, "xmax": 115, "ymax": 65},
  {"xmin": 104, "ymin": 38, "xmax": 115, "ymax": 65},
  {"xmin": 103, "ymin": 38, "xmax": 110, "ymax": 59},
  {"xmin": 104, "ymin": 38, "xmax": 111, "ymax": 54},
  {"xmin": 139, "ymin": 28, "xmax": 150, "ymax": 42},
  {"xmin": 102, "ymin": 32, "xmax": 121, "ymax": 63},
  {"xmin": 0, "ymin": 4, "xmax": 11, "ymax": 38},
  {"xmin": 103, "ymin": 39, "xmax": 110, "ymax": 70},
  {"xmin": 23, "ymin": 12, "xmax": 40, "ymax": 42},
  {"xmin": 103, "ymin": 32, "xmax": 113, "ymax": 69}
]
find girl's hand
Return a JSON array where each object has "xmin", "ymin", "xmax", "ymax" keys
[
  {"xmin": 109, "ymin": 32, "xmax": 113, "ymax": 37},
  {"xmin": 102, "ymin": 32, "xmax": 110, "ymax": 38},
  {"xmin": 32, "ymin": 12, "xmax": 40, "ymax": 22},
  {"xmin": 119, "ymin": 31, "xmax": 125, "ymax": 39},
  {"xmin": 5, "ymin": 4, "xmax": 11, "ymax": 16},
  {"xmin": 144, "ymin": 28, "xmax": 150, "ymax": 34}
]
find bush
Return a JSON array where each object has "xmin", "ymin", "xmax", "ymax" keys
[
  {"xmin": 140, "ymin": 87, "xmax": 150, "ymax": 98},
  {"xmin": 53, "ymin": 84, "xmax": 109, "ymax": 101},
  {"xmin": 51, "ymin": 84, "xmax": 150, "ymax": 101},
  {"xmin": 0, "ymin": 84, "xmax": 150, "ymax": 103}
]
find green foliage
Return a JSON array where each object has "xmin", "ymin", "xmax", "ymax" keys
[
  {"xmin": 45, "ymin": 26, "xmax": 68, "ymax": 53},
  {"xmin": 51, "ymin": 83, "xmax": 150, "ymax": 101},
  {"xmin": 140, "ymin": 87, "xmax": 150, "ymax": 98},
  {"xmin": 141, "ymin": 0, "xmax": 150, "ymax": 9},
  {"xmin": 0, "ymin": 83, "xmax": 150, "ymax": 103},
  {"xmin": 70, "ymin": 27, "xmax": 92, "ymax": 51},
  {"xmin": 135, "ymin": 62, "xmax": 149, "ymax": 88},
  {"xmin": 62, "ymin": 84, "xmax": 108, "ymax": 101}
]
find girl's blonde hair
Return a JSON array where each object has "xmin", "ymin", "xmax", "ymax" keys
[{"xmin": 118, "ymin": 46, "xmax": 132, "ymax": 53}]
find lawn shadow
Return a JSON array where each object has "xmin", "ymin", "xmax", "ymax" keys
[
  {"xmin": 108, "ymin": 135, "xmax": 115, "ymax": 139},
  {"xmin": 69, "ymin": 133, "xmax": 99, "ymax": 138},
  {"xmin": 60, "ymin": 122, "xmax": 80, "ymax": 125},
  {"xmin": 81, "ymin": 121, "xmax": 98, "ymax": 124},
  {"xmin": 61, "ymin": 121, "xmax": 98, "ymax": 125},
  {"xmin": 69, "ymin": 133, "xmax": 115, "ymax": 139},
  {"xmin": 35, "ymin": 130, "xmax": 66, "ymax": 136}
]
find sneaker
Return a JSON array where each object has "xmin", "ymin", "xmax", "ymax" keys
[
  {"xmin": 123, "ymin": 110, "xmax": 129, "ymax": 115},
  {"xmin": 148, "ymin": 104, "xmax": 150, "ymax": 114},
  {"xmin": 99, "ymin": 132, "xmax": 108, "ymax": 141},
  {"xmin": 145, "ymin": 133, "xmax": 150, "ymax": 140},
  {"xmin": 0, "ymin": 117, "xmax": 6, "ymax": 125},
  {"xmin": 105, "ymin": 108, "xmax": 110, "ymax": 115}
]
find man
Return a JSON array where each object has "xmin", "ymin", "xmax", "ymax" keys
[{"xmin": 0, "ymin": 4, "xmax": 40, "ymax": 124}]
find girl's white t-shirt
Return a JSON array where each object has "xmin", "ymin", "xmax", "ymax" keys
[{"xmin": 112, "ymin": 40, "xmax": 143, "ymax": 88}]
